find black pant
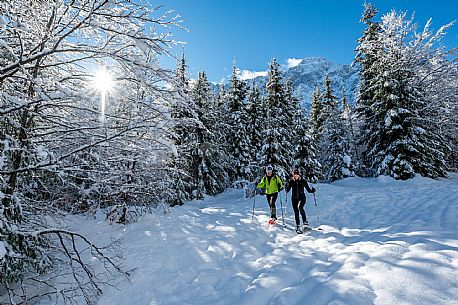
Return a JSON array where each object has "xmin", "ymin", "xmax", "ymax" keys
[
  {"xmin": 292, "ymin": 198, "xmax": 307, "ymax": 226},
  {"xmin": 266, "ymin": 193, "xmax": 278, "ymax": 219}
]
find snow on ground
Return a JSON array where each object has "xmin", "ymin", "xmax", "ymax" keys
[{"xmin": 53, "ymin": 175, "xmax": 458, "ymax": 305}]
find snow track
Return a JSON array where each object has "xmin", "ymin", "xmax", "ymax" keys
[{"xmin": 61, "ymin": 175, "xmax": 458, "ymax": 305}]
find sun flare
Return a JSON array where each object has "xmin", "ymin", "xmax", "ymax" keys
[
  {"xmin": 93, "ymin": 67, "xmax": 114, "ymax": 93},
  {"xmin": 92, "ymin": 66, "xmax": 115, "ymax": 123}
]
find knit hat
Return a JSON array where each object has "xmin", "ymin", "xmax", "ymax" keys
[{"xmin": 266, "ymin": 165, "xmax": 273, "ymax": 172}]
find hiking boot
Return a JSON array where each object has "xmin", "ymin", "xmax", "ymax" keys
[{"xmin": 303, "ymin": 222, "xmax": 311, "ymax": 231}]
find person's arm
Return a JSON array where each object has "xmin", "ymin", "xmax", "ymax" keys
[
  {"xmin": 277, "ymin": 176, "xmax": 283, "ymax": 191},
  {"xmin": 285, "ymin": 179, "xmax": 292, "ymax": 193},
  {"xmin": 257, "ymin": 176, "xmax": 266, "ymax": 189},
  {"xmin": 304, "ymin": 179, "xmax": 315, "ymax": 193}
]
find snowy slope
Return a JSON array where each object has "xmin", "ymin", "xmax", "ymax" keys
[{"xmin": 47, "ymin": 175, "xmax": 458, "ymax": 305}]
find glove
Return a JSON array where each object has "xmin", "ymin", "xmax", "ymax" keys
[{"xmin": 311, "ymin": 187, "xmax": 316, "ymax": 193}]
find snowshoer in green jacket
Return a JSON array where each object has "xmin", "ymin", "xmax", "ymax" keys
[{"xmin": 256, "ymin": 165, "xmax": 283, "ymax": 221}]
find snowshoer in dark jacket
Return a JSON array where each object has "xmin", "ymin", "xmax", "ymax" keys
[
  {"xmin": 256, "ymin": 164, "xmax": 283, "ymax": 221},
  {"xmin": 285, "ymin": 168, "xmax": 315, "ymax": 232}
]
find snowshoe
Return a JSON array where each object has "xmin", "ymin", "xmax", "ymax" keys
[
  {"xmin": 295, "ymin": 226, "xmax": 303, "ymax": 234},
  {"xmin": 268, "ymin": 218, "xmax": 277, "ymax": 226},
  {"xmin": 303, "ymin": 223, "xmax": 312, "ymax": 231}
]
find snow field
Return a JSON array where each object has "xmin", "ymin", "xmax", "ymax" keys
[{"xmin": 60, "ymin": 175, "xmax": 458, "ymax": 305}]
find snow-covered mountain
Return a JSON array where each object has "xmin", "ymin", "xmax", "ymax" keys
[
  {"xmin": 285, "ymin": 57, "xmax": 359, "ymax": 107},
  {"xmin": 225, "ymin": 57, "xmax": 360, "ymax": 109}
]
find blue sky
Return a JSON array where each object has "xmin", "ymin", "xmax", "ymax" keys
[{"xmin": 160, "ymin": 0, "xmax": 458, "ymax": 82}]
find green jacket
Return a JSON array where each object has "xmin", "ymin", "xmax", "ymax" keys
[{"xmin": 257, "ymin": 175, "xmax": 283, "ymax": 195}]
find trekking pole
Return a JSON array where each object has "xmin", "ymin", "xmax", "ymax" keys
[
  {"xmin": 252, "ymin": 189, "xmax": 256, "ymax": 220},
  {"xmin": 275, "ymin": 178, "xmax": 285, "ymax": 227},
  {"xmin": 280, "ymin": 191, "xmax": 285, "ymax": 227},
  {"xmin": 285, "ymin": 191, "xmax": 288, "ymax": 220},
  {"xmin": 313, "ymin": 192, "xmax": 323, "ymax": 230}
]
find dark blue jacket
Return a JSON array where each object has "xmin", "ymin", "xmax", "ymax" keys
[{"xmin": 285, "ymin": 177, "xmax": 314, "ymax": 201}]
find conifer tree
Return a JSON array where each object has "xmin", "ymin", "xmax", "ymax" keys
[
  {"xmin": 355, "ymin": 7, "xmax": 455, "ymax": 179},
  {"xmin": 284, "ymin": 79, "xmax": 298, "ymax": 131},
  {"xmin": 217, "ymin": 82, "xmax": 227, "ymax": 108},
  {"xmin": 245, "ymin": 84, "xmax": 265, "ymax": 180},
  {"xmin": 279, "ymin": 79, "xmax": 296, "ymax": 171},
  {"xmin": 321, "ymin": 75, "xmax": 339, "ymax": 122},
  {"xmin": 259, "ymin": 58, "xmax": 291, "ymax": 176},
  {"xmin": 341, "ymin": 84, "xmax": 356, "ymax": 152},
  {"xmin": 168, "ymin": 51, "xmax": 195, "ymax": 205},
  {"xmin": 319, "ymin": 76, "xmax": 354, "ymax": 180},
  {"xmin": 341, "ymin": 84, "xmax": 359, "ymax": 175},
  {"xmin": 189, "ymin": 72, "xmax": 227, "ymax": 198},
  {"xmin": 309, "ymin": 86, "xmax": 324, "ymax": 142},
  {"xmin": 176, "ymin": 51, "xmax": 188, "ymax": 88},
  {"xmin": 290, "ymin": 87, "xmax": 321, "ymax": 182},
  {"xmin": 354, "ymin": 2, "xmax": 382, "ymax": 176},
  {"xmin": 226, "ymin": 64, "xmax": 251, "ymax": 183},
  {"xmin": 322, "ymin": 111, "xmax": 354, "ymax": 181},
  {"xmin": 444, "ymin": 71, "xmax": 458, "ymax": 170}
]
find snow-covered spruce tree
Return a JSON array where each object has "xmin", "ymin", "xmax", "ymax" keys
[
  {"xmin": 211, "ymin": 82, "xmax": 233, "ymax": 189},
  {"xmin": 177, "ymin": 52, "xmax": 189, "ymax": 89},
  {"xmin": 278, "ymin": 78, "xmax": 296, "ymax": 174},
  {"xmin": 319, "ymin": 76, "xmax": 354, "ymax": 181},
  {"xmin": 320, "ymin": 75, "xmax": 339, "ymax": 125},
  {"xmin": 245, "ymin": 84, "xmax": 265, "ymax": 180},
  {"xmin": 166, "ymin": 52, "xmax": 196, "ymax": 206},
  {"xmin": 289, "ymin": 83, "xmax": 321, "ymax": 182},
  {"xmin": 316, "ymin": 76, "xmax": 337, "ymax": 166},
  {"xmin": 309, "ymin": 86, "xmax": 324, "ymax": 143},
  {"xmin": 411, "ymin": 26, "xmax": 457, "ymax": 173},
  {"xmin": 444, "ymin": 65, "xmax": 458, "ymax": 170},
  {"xmin": 259, "ymin": 58, "xmax": 292, "ymax": 177},
  {"xmin": 226, "ymin": 64, "xmax": 251, "ymax": 184},
  {"xmin": 1, "ymin": 0, "xmax": 180, "ymax": 302},
  {"xmin": 189, "ymin": 71, "xmax": 228, "ymax": 199},
  {"xmin": 341, "ymin": 83, "xmax": 358, "ymax": 162},
  {"xmin": 340, "ymin": 83, "xmax": 358, "ymax": 177},
  {"xmin": 217, "ymin": 82, "xmax": 227, "ymax": 107},
  {"xmin": 284, "ymin": 79, "xmax": 298, "ymax": 133},
  {"xmin": 357, "ymin": 9, "xmax": 456, "ymax": 179},
  {"xmin": 411, "ymin": 21, "xmax": 458, "ymax": 175},
  {"xmin": 354, "ymin": 2, "xmax": 382, "ymax": 177}
]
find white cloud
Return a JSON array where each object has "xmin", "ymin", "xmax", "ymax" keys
[
  {"xmin": 238, "ymin": 70, "xmax": 268, "ymax": 80},
  {"xmin": 286, "ymin": 58, "xmax": 303, "ymax": 68}
]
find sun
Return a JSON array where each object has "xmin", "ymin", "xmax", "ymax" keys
[
  {"xmin": 91, "ymin": 66, "xmax": 115, "ymax": 123},
  {"xmin": 92, "ymin": 66, "xmax": 114, "ymax": 93}
]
